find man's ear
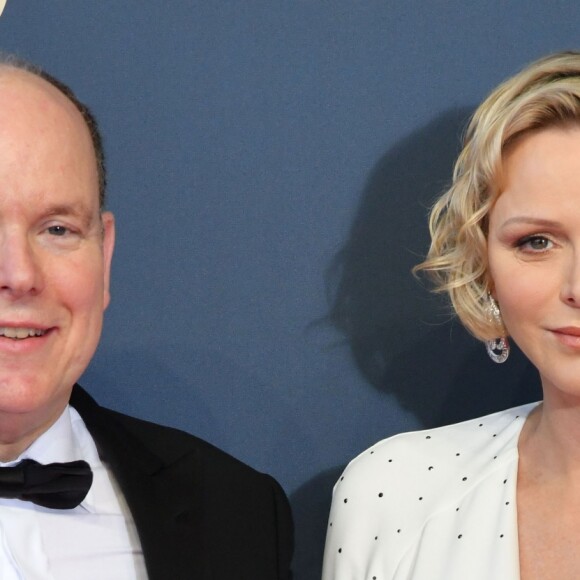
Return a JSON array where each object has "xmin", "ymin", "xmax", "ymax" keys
[{"xmin": 101, "ymin": 211, "xmax": 115, "ymax": 310}]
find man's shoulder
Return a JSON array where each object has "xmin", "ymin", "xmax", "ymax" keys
[
  {"xmin": 71, "ymin": 384, "xmax": 276, "ymax": 485},
  {"xmin": 71, "ymin": 386, "xmax": 294, "ymax": 579},
  {"xmin": 104, "ymin": 404, "xmax": 277, "ymax": 483}
]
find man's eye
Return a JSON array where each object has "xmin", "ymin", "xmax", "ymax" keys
[{"xmin": 47, "ymin": 225, "xmax": 69, "ymax": 236}]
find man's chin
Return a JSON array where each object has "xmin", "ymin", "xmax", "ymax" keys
[{"xmin": 0, "ymin": 382, "xmax": 71, "ymax": 421}]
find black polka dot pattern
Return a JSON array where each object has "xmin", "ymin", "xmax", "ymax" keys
[{"xmin": 322, "ymin": 403, "xmax": 538, "ymax": 579}]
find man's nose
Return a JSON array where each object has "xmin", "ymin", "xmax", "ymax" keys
[{"xmin": 0, "ymin": 232, "xmax": 43, "ymax": 298}]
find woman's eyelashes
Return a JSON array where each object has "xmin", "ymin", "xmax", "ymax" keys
[{"xmin": 514, "ymin": 234, "xmax": 554, "ymax": 253}]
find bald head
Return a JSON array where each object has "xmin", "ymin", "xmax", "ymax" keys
[
  {"xmin": 0, "ymin": 59, "xmax": 106, "ymax": 209},
  {"xmin": 0, "ymin": 67, "xmax": 98, "ymax": 203}
]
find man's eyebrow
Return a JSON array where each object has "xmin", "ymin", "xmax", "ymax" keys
[
  {"xmin": 41, "ymin": 203, "xmax": 98, "ymax": 230},
  {"xmin": 44, "ymin": 203, "xmax": 93, "ymax": 218}
]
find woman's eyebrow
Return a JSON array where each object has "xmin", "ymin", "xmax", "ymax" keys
[{"xmin": 499, "ymin": 216, "xmax": 562, "ymax": 229}]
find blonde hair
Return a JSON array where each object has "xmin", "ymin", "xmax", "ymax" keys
[{"xmin": 416, "ymin": 51, "xmax": 580, "ymax": 340}]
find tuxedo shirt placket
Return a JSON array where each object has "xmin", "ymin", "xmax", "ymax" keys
[{"xmin": 0, "ymin": 504, "xmax": 54, "ymax": 580}]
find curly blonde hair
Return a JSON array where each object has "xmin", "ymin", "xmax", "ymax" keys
[{"xmin": 416, "ymin": 51, "xmax": 580, "ymax": 341}]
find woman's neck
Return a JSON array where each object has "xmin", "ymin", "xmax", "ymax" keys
[{"xmin": 519, "ymin": 395, "xmax": 580, "ymax": 481}]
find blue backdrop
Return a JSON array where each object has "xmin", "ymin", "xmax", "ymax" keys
[{"xmin": 1, "ymin": 2, "xmax": 577, "ymax": 577}]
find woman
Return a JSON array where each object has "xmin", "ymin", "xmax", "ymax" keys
[{"xmin": 322, "ymin": 51, "xmax": 580, "ymax": 579}]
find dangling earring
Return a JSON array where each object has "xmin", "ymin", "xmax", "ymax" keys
[{"xmin": 485, "ymin": 294, "xmax": 509, "ymax": 363}]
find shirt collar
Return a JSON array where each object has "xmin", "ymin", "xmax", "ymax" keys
[
  {"xmin": 18, "ymin": 406, "xmax": 80, "ymax": 465},
  {"xmin": 0, "ymin": 406, "xmax": 122, "ymax": 515}
]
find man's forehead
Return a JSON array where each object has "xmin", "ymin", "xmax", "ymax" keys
[
  {"xmin": 0, "ymin": 67, "xmax": 97, "ymax": 163},
  {"xmin": 0, "ymin": 66, "xmax": 73, "ymax": 110},
  {"xmin": 0, "ymin": 66, "xmax": 101, "ymax": 211}
]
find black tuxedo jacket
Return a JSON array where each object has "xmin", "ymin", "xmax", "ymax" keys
[{"xmin": 69, "ymin": 385, "xmax": 293, "ymax": 580}]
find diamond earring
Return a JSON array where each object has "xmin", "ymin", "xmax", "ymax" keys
[{"xmin": 485, "ymin": 295, "xmax": 509, "ymax": 364}]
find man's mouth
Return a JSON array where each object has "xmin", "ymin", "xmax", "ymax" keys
[{"xmin": 0, "ymin": 327, "xmax": 47, "ymax": 340}]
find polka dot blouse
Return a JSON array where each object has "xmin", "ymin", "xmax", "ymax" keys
[{"xmin": 322, "ymin": 402, "xmax": 539, "ymax": 580}]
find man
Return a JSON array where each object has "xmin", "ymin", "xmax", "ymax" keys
[{"xmin": 0, "ymin": 59, "xmax": 293, "ymax": 578}]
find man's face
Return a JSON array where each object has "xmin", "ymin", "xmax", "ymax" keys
[{"xmin": 0, "ymin": 69, "xmax": 114, "ymax": 433}]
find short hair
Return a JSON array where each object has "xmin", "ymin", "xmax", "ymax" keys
[
  {"xmin": 415, "ymin": 51, "xmax": 580, "ymax": 341},
  {"xmin": 0, "ymin": 54, "xmax": 107, "ymax": 210}
]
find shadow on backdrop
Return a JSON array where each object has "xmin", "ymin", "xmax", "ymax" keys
[
  {"xmin": 81, "ymin": 346, "xmax": 219, "ymax": 442},
  {"xmin": 292, "ymin": 108, "xmax": 543, "ymax": 580},
  {"xmin": 327, "ymin": 107, "xmax": 542, "ymax": 426},
  {"xmin": 291, "ymin": 465, "xmax": 345, "ymax": 580}
]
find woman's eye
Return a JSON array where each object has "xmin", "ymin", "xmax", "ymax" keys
[
  {"xmin": 47, "ymin": 225, "xmax": 69, "ymax": 237},
  {"xmin": 518, "ymin": 235, "xmax": 553, "ymax": 251}
]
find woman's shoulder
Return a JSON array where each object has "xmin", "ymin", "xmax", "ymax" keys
[
  {"xmin": 322, "ymin": 403, "xmax": 538, "ymax": 578},
  {"xmin": 323, "ymin": 404, "xmax": 535, "ymax": 579},
  {"xmin": 331, "ymin": 402, "xmax": 537, "ymax": 519}
]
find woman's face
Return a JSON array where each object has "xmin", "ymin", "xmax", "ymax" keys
[{"xmin": 488, "ymin": 125, "xmax": 580, "ymax": 400}]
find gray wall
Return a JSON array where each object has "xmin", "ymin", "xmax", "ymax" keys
[{"xmin": 1, "ymin": 2, "xmax": 575, "ymax": 577}]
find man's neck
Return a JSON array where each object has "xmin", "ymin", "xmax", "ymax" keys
[{"xmin": 0, "ymin": 403, "xmax": 68, "ymax": 462}]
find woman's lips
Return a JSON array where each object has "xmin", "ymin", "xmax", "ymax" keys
[{"xmin": 551, "ymin": 327, "xmax": 580, "ymax": 347}]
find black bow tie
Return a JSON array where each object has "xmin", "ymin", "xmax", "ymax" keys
[{"xmin": 0, "ymin": 459, "xmax": 93, "ymax": 509}]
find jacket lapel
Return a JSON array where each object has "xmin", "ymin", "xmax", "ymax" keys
[{"xmin": 70, "ymin": 386, "xmax": 207, "ymax": 580}]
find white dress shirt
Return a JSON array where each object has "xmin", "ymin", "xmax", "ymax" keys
[
  {"xmin": 322, "ymin": 402, "xmax": 540, "ymax": 580},
  {"xmin": 0, "ymin": 405, "xmax": 147, "ymax": 580}
]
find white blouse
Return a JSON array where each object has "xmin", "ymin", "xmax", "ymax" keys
[{"xmin": 322, "ymin": 403, "xmax": 540, "ymax": 580}]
